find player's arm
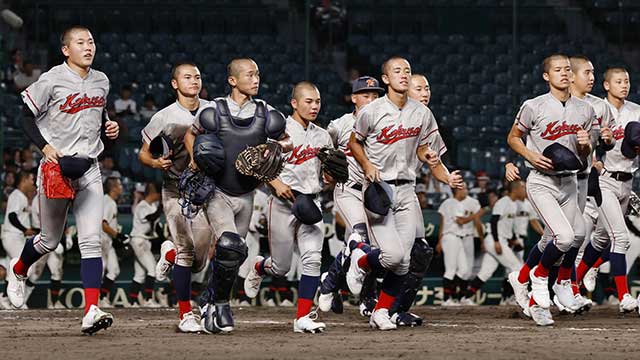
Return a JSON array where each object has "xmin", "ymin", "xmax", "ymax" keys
[
  {"xmin": 22, "ymin": 104, "xmax": 62, "ymax": 163},
  {"xmin": 139, "ymin": 142, "xmax": 172, "ymax": 170},
  {"xmin": 454, "ymin": 213, "xmax": 475, "ymax": 225},
  {"xmin": 507, "ymin": 123, "xmax": 553, "ymax": 171},
  {"xmin": 144, "ymin": 205, "xmax": 163, "ymax": 223},
  {"xmin": 435, "ymin": 213, "xmax": 444, "ymax": 254},
  {"xmin": 529, "ymin": 218, "xmax": 544, "ymax": 236},
  {"xmin": 8, "ymin": 212, "xmax": 37, "ymax": 236},
  {"xmin": 349, "ymin": 132, "xmax": 380, "ymax": 182},
  {"xmin": 102, "ymin": 108, "xmax": 119, "ymax": 141},
  {"xmin": 102, "ymin": 220, "xmax": 118, "ymax": 238},
  {"xmin": 276, "ymin": 132, "xmax": 293, "ymax": 152},
  {"xmin": 625, "ymin": 217, "xmax": 640, "ymax": 237},
  {"xmin": 473, "ymin": 214, "xmax": 485, "ymax": 239},
  {"xmin": 268, "ymin": 178, "xmax": 295, "ymax": 202},
  {"xmin": 416, "ymin": 113, "xmax": 462, "ymax": 188},
  {"xmin": 421, "ymin": 153, "xmax": 462, "ymax": 189}
]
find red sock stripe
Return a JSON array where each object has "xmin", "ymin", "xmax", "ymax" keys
[
  {"xmin": 374, "ymin": 291, "xmax": 396, "ymax": 310},
  {"xmin": 571, "ymin": 282, "xmax": 580, "ymax": 295},
  {"xmin": 296, "ymin": 298, "xmax": 313, "ymax": 319},
  {"xmin": 165, "ymin": 249, "xmax": 176, "ymax": 264},
  {"xmin": 557, "ymin": 266, "xmax": 572, "ymax": 282},
  {"xmin": 614, "ymin": 275, "xmax": 629, "ymax": 300},
  {"xmin": 178, "ymin": 300, "xmax": 192, "ymax": 319},
  {"xmin": 533, "ymin": 265, "xmax": 549, "ymax": 278},
  {"xmin": 593, "ymin": 257, "xmax": 605, "ymax": 268},
  {"xmin": 575, "ymin": 261, "xmax": 590, "ymax": 285},
  {"xmin": 84, "ymin": 288, "xmax": 100, "ymax": 314},
  {"xmin": 357, "ymin": 255, "xmax": 371, "ymax": 272},
  {"xmin": 518, "ymin": 264, "xmax": 531, "ymax": 284},
  {"xmin": 14, "ymin": 258, "xmax": 28, "ymax": 277}
]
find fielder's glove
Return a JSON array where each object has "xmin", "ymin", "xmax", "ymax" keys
[
  {"xmin": 235, "ymin": 142, "xmax": 285, "ymax": 182},
  {"xmin": 317, "ymin": 147, "xmax": 349, "ymax": 183}
]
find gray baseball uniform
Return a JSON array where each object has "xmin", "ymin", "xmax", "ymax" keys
[
  {"xmin": 142, "ymin": 99, "xmax": 212, "ymax": 270},
  {"xmin": 438, "ymin": 198, "xmax": 469, "ymax": 281},
  {"xmin": 516, "ymin": 93, "xmax": 596, "ymax": 252},
  {"xmin": 353, "ymin": 96, "xmax": 445, "ymax": 275},
  {"xmin": 261, "ymin": 116, "xmax": 332, "ymax": 278},
  {"xmin": 21, "ymin": 62, "xmax": 109, "ymax": 259}
]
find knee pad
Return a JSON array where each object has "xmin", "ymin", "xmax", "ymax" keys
[
  {"xmin": 409, "ymin": 238, "xmax": 433, "ymax": 277},
  {"xmin": 352, "ymin": 223, "xmax": 369, "ymax": 243},
  {"xmin": 215, "ymin": 232, "xmax": 248, "ymax": 270}
]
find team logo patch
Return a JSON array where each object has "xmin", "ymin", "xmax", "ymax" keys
[
  {"xmin": 287, "ymin": 145, "xmax": 321, "ymax": 165},
  {"xmin": 59, "ymin": 93, "xmax": 106, "ymax": 114},
  {"xmin": 540, "ymin": 121, "xmax": 581, "ymax": 141},
  {"xmin": 377, "ymin": 124, "xmax": 422, "ymax": 145},
  {"xmin": 612, "ymin": 125, "xmax": 625, "ymax": 140},
  {"xmin": 366, "ymin": 79, "xmax": 376, "ymax": 87}
]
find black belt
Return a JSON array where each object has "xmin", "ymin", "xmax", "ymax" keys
[
  {"xmin": 577, "ymin": 173, "xmax": 589, "ymax": 180},
  {"xmin": 387, "ymin": 179, "xmax": 413, "ymax": 186},
  {"xmin": 546, "ymin": 172, "xmax": 574, "ymax": 178},
  {"xmin": 606, "ymin": 171, "xmax": 633, "ymax": 182}
]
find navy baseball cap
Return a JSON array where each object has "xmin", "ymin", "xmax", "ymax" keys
[
  {"xmin": 364, "ymin": 181, "xmax": 393, "ymax": 216},
  {"xmin": 59, "ymin": 156, "xmax": 93, "ymax": 180},
  {"xmin": 291, "ymin": 193, "xmax": 323, "ymax": 225},
  {"xmin": 541, "ymin": 143, "xmax": 583, "ymax": 172},
  {"xmin": 621, "ymin": 122, "xmax": 640, "ymax": 159},
  {"xmin": 352, "ymin": 76, "xmax": 384, "ymax": 94}
]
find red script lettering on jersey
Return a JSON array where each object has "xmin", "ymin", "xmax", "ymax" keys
[
  {"xmin": 540, "ymin": 121, "xmax": 581, "ymax": 141},
  {"xmin": 59, "ymin": 93, "xmax": 106, "ymax": 114},
  {"xmin": 612, "ymin": 125, "xmax": 625, "ymax": 140},
  {"xmin": 287, "ymin": 145, "xmax": 320, "ymax": 165},
  {"xmin": 377, "ymin": 124, "xmax": 422, "ymax": 145}
]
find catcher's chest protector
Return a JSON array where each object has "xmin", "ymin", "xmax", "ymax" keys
[{"xmin": 213, "ymin": 99, "xmax": 269, "ymax": 195}]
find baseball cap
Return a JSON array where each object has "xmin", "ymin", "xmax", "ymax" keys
[
  {"xmin": 621, "ymin": 122, "xmax": 640, "ymax": 159},
  {"xmin": 542, "ymin": 143, "xmax": 583, "ymax": 171},
  {"xmin": 352, "ymin": 76, "xmax": 384, "ymax": 94}
]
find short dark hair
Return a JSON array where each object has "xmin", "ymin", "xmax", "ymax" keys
[
  {"xmin": 104, "ymin": 177, "xmax": 120, "ymax": 193},
  {"xmin": 171, "ymin": 61, "xmax": 198, "ymax": 80},
  {"xmin": 144, "ymin": 182, "xmax": 160, "ymax": 196},
  {"xmin": 542, "ymin": 53, "xmax": 569, "ymax": 74},
  {"xmin": 60, "ymin": 25, "xmax": 91, "ymax": 46},
  {"xmin": 227, "ymin": 58, "xmax": 256, "ymax": 77},
  {"xmin": 290, "ymin": 81, "xmax": 319, "ymax": 101},
  {"xmin": 15, "ymin": 171, "xmax": 32, "ymax": 187},
  {"xmin": 381, "ymin": 56, "xmax": 409, "ymax": 76},
  {"xmin": 604, "ymin": 67, "xmax": 628, "ymax": 82}
]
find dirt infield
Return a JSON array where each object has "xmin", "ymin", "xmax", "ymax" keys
[{"xmin": 1, "ymin": 305, "xmax": 639, "ymax": 360}]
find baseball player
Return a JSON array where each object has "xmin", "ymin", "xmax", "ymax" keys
[
  {"xmin": 436, "ymin": 184, "xmax": 477, "ymax": 305},
  {"xmin": 461, "ymin": 180, "xmax": 526, "ymax": 304},
  {"xmin": 624, "ymin": 214, "xmax": 640, "ymax": 273},
  {"xmin": 6, "ymin": 26, "xmax": 119, "ymax": 334},
  {"xmin": 139, "ymin": 61, "xmax": 209, "ymax": 332},
  {"xmin": 504, "ymin": 54, "xmax": 595, "ymax": 326},
  {"xmin": 514, "ymin": 195, "xmax": 544, "ymax": 261},
  {"xmin": 127, "ymin": 182, "xmax": 163, "ymax": 308},
  {"xmin": 99, "ymin": 174, "xmax": 124, "ymax": 307},
  {"xmin": 408, "ymin": 73, "xmax": 431, "ymax": 106},
  {"xmin": 236, "ymin": 186, "xmax": 269, "ymax": 306},
  {"xmin": 345, "ymin": 56, "xmax": 462, "ymax": 330},
  {"xmin": 244, "ymin": 81, "xmax": 330, "ymax": 333},
  {"xmin": 186, "ymin": 58, "xmax": 290, "ymax": 333},
  {"xmin": 573, "ymin": 67, "xmax": 640, "ymax": 312},
  {"xmin": 317, "ymin": 76, "xmax": 383, "ymax": 317}
]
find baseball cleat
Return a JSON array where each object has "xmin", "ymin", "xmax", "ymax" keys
[
  {"xmin": 346, "ymin": 248, "xmax": 367, "ymax": 296},
  {"xmin": 318, "ymin": 292, "xmax": 334, "ymax": 313},
  {"xmin": 202, "ymin": 303, "xmax": 234, "ymax": 334},
  {"xmin": 81, "ymin": 305, "xmax": 114, "ymax": 335},
  {"xmin": 98, "ymin": 297, "xmax": 113, "ymax": 309},
  {"xmin": 279, "ymin": 299, "xmax": 295, "ymax": 307},
  {"xmin": 6, "ymin": 258, "xmax": 27, "ymax": 308},
  {"xmin": 553, "ymin": 295, "xmax": 574, "ymax": 315},
  {"xmin": 155, "ymin": 240, "xmax": 176, "ymax": 282},
  {"xmin": 619, "ymin": 293, "xmax": 637, "ymax": 313},
  {"xmin": 508, "ymin": 271, "xmax": 529, "ymax": 310},
  {"xmin": 605, "ymin": 294, "xmax": 620, "ymax": 306},
  {"xmin": 390, "ymin": 312, "xmax": 423, "ymax": 327},
  {"xmin": 178, "ymin": 311, "xmax": 204, "ymax": 333},
  {"xmin": 552, "ymin": 279, "xmax": 580, "ymax": 312},
  {"xmin": 460, "ymin": 297, "xmax": 478, "ymax": 306},
  {"xmin": 441, "ymin": 298, "xmax": 461, "ymax": 307},
  {"xmin": 529, "ymin": 267, "xmax": 551, "ymax": 309},
  {"xmin": 359, "ymin": 297, "xmax": 377, "ymax": 317},
  {"xmin": 369, "ymin": 308, "xmax": 397, "ymax": 331},
  {"xmin": 583, "ymin": 267, "xmax": 598, "ymax": 292},
  {"xmin": 264, "ymin": 298, "xmax": 276, "ymax": 307},
  {"xmin": 529, "ymin": 304, "xmax": 554, "ymax": 326},
  {"xmin": 294, "ymin": 312, "xmax": 326, "ymax": 334},
  {"xmin": 143, "ymin": 298, "xmax": 162, "ymax": 308},
  {"xmin": 244, "ymin": 256, "xmax": 265, "ymax": 299}
]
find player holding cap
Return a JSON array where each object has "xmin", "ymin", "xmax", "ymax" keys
[{"xmin": 5, "ymin": 25, "xmax": 119, "ymax": 334}]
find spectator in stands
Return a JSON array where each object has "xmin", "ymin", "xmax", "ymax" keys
[
  {"xmin": 100, "ymin": 156, "xmax": 116, "ymax": 184},
  {"xmin": 3, "ymin": 48, "xmax": 23, "ymax": 89},
  {"xmin": 3, "ymin": 171, "xmax": 16, "ymax": 200},
  {"xmin": 114, "ymin": 84, "xmax": 137, "ymax": 115},
  {"xmin": 139, "ymin": 94, "xmax": 157, "ymax": 123},
  {"xmin": 416, "ymin": 183, "xmax": 429, "ymax": 209},
  {"xmin": 13, "ymin": 60, "xmax": 42, "ymax": 92}
]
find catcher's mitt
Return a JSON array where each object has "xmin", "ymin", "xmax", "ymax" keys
[
  {"xmin": 178, "ymin": 168, "xmax": 216, "ymax": 219},
  {"xmin": 317, "ymin": 147, "xmax": 349, "ymax": 183},
  {"xmin": 235, "ymin": 142, "xmax": 284, "ymax": 182}
]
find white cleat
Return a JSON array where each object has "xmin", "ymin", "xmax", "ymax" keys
[
  {"xmin": 178, "ymin": 311, "xmax": 204, "ymax": 333},
  {"xmin": 98, "ymin": 297, "xmax": 113, "ymax": 309},
  {"xmin": 529, "ymin": 304, "xmax": 554, "ymax": 326},
  {"xmin": 459, "ymin": 297, "xmax": 477, "ymax": 306},
  {"xmin": 143, "ymin": 298, "xmax": 162, "ymax": 308},
  {"xmin": 441, "ymin": 298, "xmax": 461, "ymax": 307},
  {"xmin": 81, "ymin": 305, "xmax": 114, "ymax": 335},
  {"xmin": 619, "ymin": 293, "xmax": 637, "ymax": 313},
  {"xmin": 293, "ymin": 312, "xmax": 326, "ymax": 333},
  {"xmin": 318, "ymin": 292, "xmax": 334, "ymax": 312},
  {"xmin": 237, "ymin": 300, "xmax": 252, "ymax": 307},
  {"xmin": 6, "ymin": 258, "xmax": 26, "ymax": 308},
  {"xmin": 508, "ymin": 271, "xmax": 529, "ymax": 310},
  {"xmin": 552, "ymin": 279, "xmax": 580, "ymax": 311},
  {"xmin": 264, "ymin": 298, "xmax": 276, "ymax": 307},
  {"xmin": 583, "ymin": 267, "xmax": 598, "ymax": 292},
  {"xmin": 155, "ymin": 240, "xmax": 176, "ymax": 282},
  {"xmin": 279, "ymin": 299, "xmax": 294, "ymax": 307},
  {"xmin": 605, "ymin": 294, "xmax": 620, "ymax": 306},
  {"xmin": 553, "ymin": 295, "xmax": 574, "ymax": 314},
  {"xmin": 52, "ymin": 301, "xmax": 66, "ymax": 309},
  {"xmin": 244, "ymin": 256, "xmax": 264, "ymax": 299},
  {"xmin": 369, "ymin": 309, "xmax": 397, "ymax": 331},
  {"xmin": 346, "ymin": 248, "xmax": 367, "ymax": 296},
  {"xmin": 529, "ymin": 267, "xmax": 551, "ymax": 309},
  {"xmin": 574, "ymin": 293, "xmax": 592, "ymax": 312}
]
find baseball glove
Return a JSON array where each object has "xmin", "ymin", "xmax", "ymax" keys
[
  {"xmin": 178, "ymin": 168, "xmax": 216, "ymax": 219},
  {"xmin": 235, "ymin": 142, "xmax": 285, "ymax": 182},
  {"xmin": 317, "ymin": 147, "xmax": 349, "ymax": 183}
]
